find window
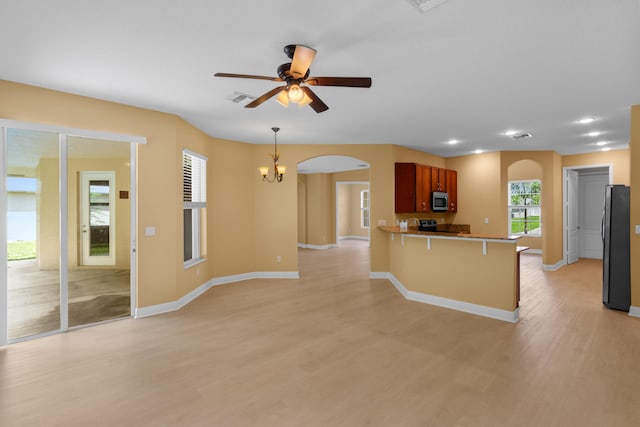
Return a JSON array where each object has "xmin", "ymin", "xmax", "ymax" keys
[
  {"xmin": 508, "ymin": 180, "xmax": 541, "ymax": 236},
  {"xmin": 183, "ymin": 150, "xmax": 207, "ymax": 265},
  {"xmin": 360, "ymin": 190, "xmax": 370, "ymax": 228}
]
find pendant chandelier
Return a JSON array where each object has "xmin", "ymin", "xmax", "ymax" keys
[{"xmin": 259, "ymin": 127, "xmax": 286, "ymax": 183}]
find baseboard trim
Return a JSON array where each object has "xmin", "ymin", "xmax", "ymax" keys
[
  {"xmin": 543, "ymin": 259, "xmax": 565, "ymax": 271},
  {"xmin": 135, "ymin": 271, "xmax": 300, "ymax": 319},
  {"xmin": 384, "ymin": 273, "xmax": 519, "ymax": 323},
  {"xmin": 629, "ymin": 306, "xmax": 640, "ymax": 318},
  {"xmin": 369, "ymin": 272, "xmax": 391, "ymax": 280},
  {"xmin": 338, "ymin": 236, "xmax": 369, "ymax": 241},
  {"xmin": 524, "ymin": 248, "xmax": 542, "ymax": 255},
  {"xmin": 297, "ymin": 243, "xmax": 338, "ymax": 250}
]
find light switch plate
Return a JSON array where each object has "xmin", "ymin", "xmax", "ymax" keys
[
  {"xmin": 378, "ymin": 219, "xmax": 387, "ymax": 226},
  {"xmin": 636, "ymin": 225, "xmax": 640, "ymax": 234},
  {"xmin": 145, "ymin": 226, "xmax": 156, "ymax": 236}
]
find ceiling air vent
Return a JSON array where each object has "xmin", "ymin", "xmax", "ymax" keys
[
  {"xmin": 225, "ymin": 91, "xmax": 255, "ymax": 103},
  {"xmin": 406, "ymin": 0, "xmax": 449, "ymax": 13},
  {"xmin": 512, "ymin": 132, "xmax": 533, "ymax": 141}
]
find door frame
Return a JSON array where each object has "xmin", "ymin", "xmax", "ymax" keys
[
  {"xmin": 0, "ymin": 119, "xmax": 145, "ymax": 346},
  {"xmin": 562, "ymin": 164, "xmax": 612, "ymax": 266}
]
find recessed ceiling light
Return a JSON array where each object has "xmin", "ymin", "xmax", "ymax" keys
[
  {"xmin": 596, "ymin": 141, "xmax": 608, "ymax": 146},
  {"xmin": 504, "ymin": 130, "xmax": 519, "ymax": 136},
  {"xmin": 601, "ymin": 147, "xmax": 611, "ymax": 152},
  {"xmin": 586, "ymin": 131, "xmax": 601, "ymax": 137},
  {"xmin": 578, "ymin": 117, "xmax": 596, "ymax": 124},
  {"xmin": 447, "ymin": 139, "xmax": 459, "ymax": 145},
  {"xmin": 474, "ymin": 149, "xmax": 483, "ymax": 154}
]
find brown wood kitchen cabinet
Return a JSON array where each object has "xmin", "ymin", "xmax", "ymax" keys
[
  {"xmin": 446, "ymin": 169, "xmax": 457, "ymax": 212},
  {"xmin": 431, "ymin": 167, "xmax": 447, "ymax": 192},
  {"xmin": 395, "ymin": 163, "xmax": 432, "ymax": 212},
  {"xmin": 395, "ymin": 162, "xmax": 457, "ymax": 213}
]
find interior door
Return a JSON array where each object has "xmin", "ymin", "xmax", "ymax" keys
[
  {"xmin": 578, "ymin": 173, "xmax": 608, "ymax": 259},
  {"xmin": 567, "ymin": 170, "xmax": 579, "ymax": 264},
  {"xmin": 80, "ymin": 171, "xmax": 116, "ymax": 266}
]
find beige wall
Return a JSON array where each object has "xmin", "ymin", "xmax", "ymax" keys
[
  {"xmin": 389, "ymin": 235, "xmax": 518, "ymax": 311},
  {"xmin": 446, "ymin": 152, "xmax": 503, "ymax": 236},
  {"xmin": 336, "ymin": 183, "xmax": 369, "ymax": 239},
  {"xmin": 631, "ymin": 106, "xmax": 639, "ymax": 308},
  {"xmin": 563, "ymin": 149, "xmax": 630, "ymax": 185}
]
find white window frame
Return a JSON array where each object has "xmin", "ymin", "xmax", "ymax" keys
[
  {"xmin": 360, "ymin": 189, "xmax": 370, "ymax": 229},
  {"xmin": 183, "ymin": 149, "xmax": 207, "ymax": 268},
  {"xmin": 508, "ymin": 179, "xmax": 542, "ymax": 237}
]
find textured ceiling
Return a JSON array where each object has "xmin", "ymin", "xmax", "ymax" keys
[{"xmin": 1, "ymin": 0, "xmax": 639, "ymax": 159}]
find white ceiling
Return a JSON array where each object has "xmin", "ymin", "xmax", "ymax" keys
[{"xmin": 1, "ymin": 1, "xmax": 639, "ymax": 158}]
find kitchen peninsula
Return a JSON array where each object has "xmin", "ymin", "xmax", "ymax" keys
[{"xmin": 378, "ymin": 225, "xmax": 522, "ymax": 322}]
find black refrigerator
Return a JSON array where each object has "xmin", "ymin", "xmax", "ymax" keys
[{"xmin": 602, "ymin": 185, "xmax": 630, "ymax": 311}]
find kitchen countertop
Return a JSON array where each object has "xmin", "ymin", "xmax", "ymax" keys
[{"xmin": 377, "ymin": 225, "xmax": 520, "ymax": 241}]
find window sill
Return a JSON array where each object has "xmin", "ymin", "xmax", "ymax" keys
[{"xmin": 184, "ymin": 257, "xmax": 206, "ymax": 270}]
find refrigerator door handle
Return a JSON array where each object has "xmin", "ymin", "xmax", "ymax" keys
[{"xmin": 601, "ymin": 209, "xmax": 605, "ymax": 241}]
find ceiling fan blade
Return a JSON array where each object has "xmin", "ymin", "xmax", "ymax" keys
[
  {"xmin": 289, "ymin": 45, "xmax": 317, "ymax": 79},
  {"xmin": 301, "ymin": 86, "xmax": 329, "ymax": 113},
  {"xmin": 214, "ymin": 72, "xmax": 283, "ymax": 82},
  {"xmin": 306, "ymin": 77, "xmax": 372, "ymax": 88},
  {"xmin": 245, "ymin": 86, "xmax": 286, "ymax": 108}
]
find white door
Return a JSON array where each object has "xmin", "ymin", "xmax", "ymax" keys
[
  {"xmin": 567, "ymin": 170, "xmax": 579, "ymax": 264},
  {"xmin": 80, "ymin": 171, "xmax": 116, "ymax": 265},
  {"xmin": 578, "ymin": 173, "xmax": 608, "ymax": 259}
]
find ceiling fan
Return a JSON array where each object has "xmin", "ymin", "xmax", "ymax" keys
[{"xmin": 214, "ymin": 44, "xmax": 372, "ymax": 113}]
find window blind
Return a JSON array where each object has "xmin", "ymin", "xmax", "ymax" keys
[{"xmin": 183, "ymin": 151, "xmax": 206, "ymax": 204}]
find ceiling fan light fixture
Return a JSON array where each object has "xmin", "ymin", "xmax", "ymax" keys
[
  {"xmin": 298, "ymin": 92, "xmax": 313, "ymax": 108},
  {"xmin": 276, "ymin": 91, "xmax": 289, "ymax": 107},
  {"xmin": 288, "ymin": 84, "xmax": 304, "ymax": 103}
]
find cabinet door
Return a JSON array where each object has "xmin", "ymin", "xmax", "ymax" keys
[
  {"xmin": 395, "ymin": 163, "xmax": 417, "ymax": 213},
  {"xmin": 431, "ymin": 167, "xmax": 446, "ymax": 192},
  {"xmin": 416, "ymin": 164, "xmax": 432, "ymax": 211},
  {"xmin": 446, "ymin": 169, "xmax": 457, "ymax": 212}
]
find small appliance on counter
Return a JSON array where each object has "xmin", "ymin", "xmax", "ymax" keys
[{"xmin": 418, "ymin": 219, "xmax": 437, "ymax": 232}]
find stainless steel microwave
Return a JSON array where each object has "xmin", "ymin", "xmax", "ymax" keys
[{"xmin": 432, "ymin": 191, "xmax": 448, "ymax": 211}]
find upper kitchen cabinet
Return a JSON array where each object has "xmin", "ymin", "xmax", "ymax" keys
[
  {"xmin": 446, "ymin": 169, "xmax": 457, "ymax": 212},
  {"xmin": 395, "ymin": 163, "xmax": 432, "ymax": 213},
  {"xmin": 431, "ymin": 167, "xmax": 447, "ymax": 192},
  {"xmin": 395, "ymin": 163, "xmax": 458, "ymax": 213}
]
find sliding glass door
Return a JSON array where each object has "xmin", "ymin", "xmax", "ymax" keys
[
  {"xmin": 6, "ymin": 129, "xmax": 62, "ymax": 340},
  {"xmin": 2, "ymin": 122, "xmax": 140, "ymax": 344}
]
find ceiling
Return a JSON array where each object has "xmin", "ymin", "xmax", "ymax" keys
[{"xmin": 1, "ymin": 1, "xmax": 639, "ymax": 158}]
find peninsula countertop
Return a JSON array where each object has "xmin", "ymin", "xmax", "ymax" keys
[{"xmin": 377, "ymin": 225, "xmax": 521, "ymax": 241}]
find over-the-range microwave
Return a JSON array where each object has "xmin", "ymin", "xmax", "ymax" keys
[{"xmin": 432, "ymin": 191, "xmax": 448, "ymax": 211}]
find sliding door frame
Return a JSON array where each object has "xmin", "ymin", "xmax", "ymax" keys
[{"xmin": 0, "ymin": 119, "xmax": 146, "ymax": 345}]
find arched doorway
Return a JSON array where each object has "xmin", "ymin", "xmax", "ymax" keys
[{"xmin": 296, "ymin": 155, "xmax": 370, "ymax": 275}]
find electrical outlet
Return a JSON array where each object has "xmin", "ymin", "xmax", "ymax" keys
[
  {"xmin": 276, "ymin": 255, "xmax": 282, "ymax": 263},
  {"xmin": 636, "ymin": 225, "xmax": 640, "ymax": 234},
  {"xmin": 484, "ymin": 218, "xmax": 489, "ymax": 224},
  {"xmin": 378, "ymin": 219, "xmax": 387, "ymax": 226}
]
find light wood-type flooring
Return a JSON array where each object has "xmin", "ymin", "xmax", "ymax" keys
[{"xmin": 1, "ymin": 240, "xmax": 639, "ymax": 426}]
